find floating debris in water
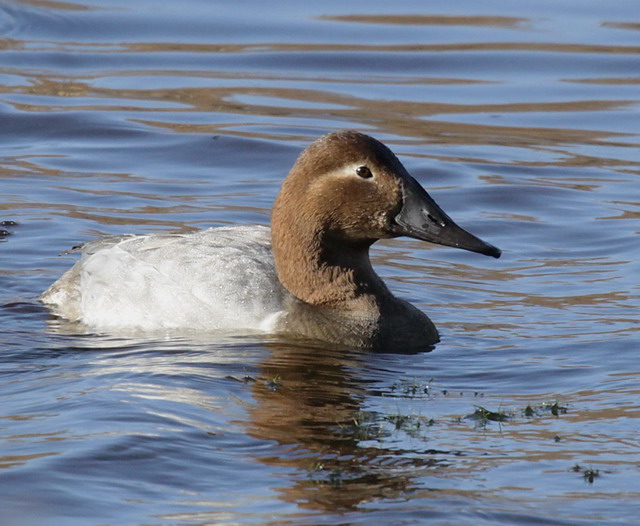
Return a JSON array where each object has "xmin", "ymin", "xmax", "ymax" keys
[
  {"xmin": 572, "ymin": 463, "xmax": 600, "ymax": 483},
  {"xmin": 0, "ymin": 220, "xmax": 18, "ymax": 240}
]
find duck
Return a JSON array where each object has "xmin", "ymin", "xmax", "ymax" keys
[{"xmin": 41, "ymin": 130, "xmax": 501, "ymax": 351}]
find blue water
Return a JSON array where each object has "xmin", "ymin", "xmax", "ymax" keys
[{"xmin": 1, "ymin": 0, "xmax": 639, "ymax": 524}]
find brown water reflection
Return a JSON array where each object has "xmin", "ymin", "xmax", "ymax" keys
[
  {"xmin": 319, "ymin": 15, "xmax": 528, "ymax": 28},
  {"xmin": 10, "ymin": 79, "xmax": 626, "ymax": 151},
  {"xmin": 16, "ymin": 0, "xmax": 91, "ymax": 10},
  {"xmin": 246, "ymin": 341, "xmax": 437, "ymax": 510}
]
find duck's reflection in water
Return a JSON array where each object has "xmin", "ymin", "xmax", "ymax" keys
[{"xmin": 246, "ymin": 339, "xmax": 439, "ymax": 510}]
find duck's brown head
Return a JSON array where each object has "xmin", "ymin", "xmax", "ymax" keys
[{"xmin": 271, "ymin": 130, "xmax": 501, "ymax": 258}]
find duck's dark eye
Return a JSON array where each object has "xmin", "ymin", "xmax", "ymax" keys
[{"xmin": 356, "ymin": 166, "xmax": 372, "ymax": 179}]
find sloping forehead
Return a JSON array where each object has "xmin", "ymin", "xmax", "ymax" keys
[{"xmin": 296, "ymin": 131, "xmax": 404, "ymax": 176}]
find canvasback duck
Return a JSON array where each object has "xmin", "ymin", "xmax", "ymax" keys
[{"xmin": 41, "ymin": 131, "xmax": 500, "ymax": 350}]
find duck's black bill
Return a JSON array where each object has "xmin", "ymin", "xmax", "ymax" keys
[{"xmin": 392, "ymin": 176, "xmax": 501, "ymax": 259}]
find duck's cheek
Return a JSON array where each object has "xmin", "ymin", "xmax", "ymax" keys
[
  {"xmin": 335, "ymin": 220, "xmax": 385, "ymax": 242},
  {"xmin": 371, "ymin": 211, "xmax": 396, "ymax": 238},
  {"xmin": 347, "ymin": 214, "xmax": 395, "ymax": 240}
]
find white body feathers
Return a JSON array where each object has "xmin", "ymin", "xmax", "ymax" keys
[{"xmin": 41, "ymin": 226, "xmax": 288, "ymax": 333}]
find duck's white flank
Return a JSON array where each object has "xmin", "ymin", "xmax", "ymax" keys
[{"xmin": 41, "ymin": 225, "xmax": 288, "ymax": 332}]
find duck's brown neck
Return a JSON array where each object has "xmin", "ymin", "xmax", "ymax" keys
[{"xmin": 271, "ymin": 219, "xmax": 391, "ymax": 310}]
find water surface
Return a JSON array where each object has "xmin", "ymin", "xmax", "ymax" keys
[{"xmin": 1, "ymin": 0, "xmax": 639, "ymax": 524}]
